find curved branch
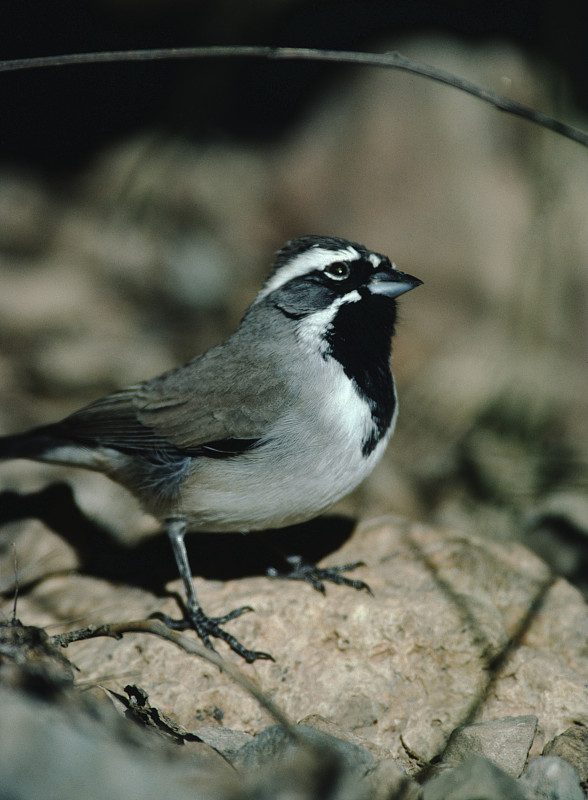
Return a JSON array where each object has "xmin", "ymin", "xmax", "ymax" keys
[
  {"xmin": 53, "ymin": 617, "xmax": 300, "ymax": 740},
  {"xmin": 0, "ymin": 46, "xmax": 585, "ymax": 148}
]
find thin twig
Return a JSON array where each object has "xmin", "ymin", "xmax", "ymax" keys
[
  {"xmin": 0, "ymin": 46, "xmax": 585, "ymax": 148},
  {"xmin": 52, "ymin": 617, "xmax": 300, "ymax": 740},
  {"xmin": 11, "ymin": 544, "xmax": 18, "ymax": 622}
]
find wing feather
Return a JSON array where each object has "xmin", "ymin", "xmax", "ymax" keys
[{"xmin": 53, "ymin": 330, "xmax": 293, "ymax": 455}]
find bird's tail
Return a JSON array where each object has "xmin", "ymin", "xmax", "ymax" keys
[
  {"xmin": 0, "ymin": 429, "xmax": 58, "ymax": 462},
  {"xmin": 0, "ymin": 426, "xmax": 115, "ymax": 472}
]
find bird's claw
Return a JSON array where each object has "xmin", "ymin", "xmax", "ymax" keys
[
  {"xmin": 150, "ymin": 606, "xmax": 274, "ymax": 663},
  {"xmin": 267, "ymin": 555, "xmax": 373, "ymax": 595}
]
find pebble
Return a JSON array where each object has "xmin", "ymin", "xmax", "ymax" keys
[
  {"xmin": 441, "ymin": 714, "xmax": 538, "ymax": 776},
  {"xmin": 542, "ymin": 723, "xmax": 588, "ymax": 785},
  {"xmin": 520, "ymin": 755, "xmax": 584, "ymax": 800},
  {"xmin": 422, "ymin": 755, "xmax": 528, "ymax": 800}
]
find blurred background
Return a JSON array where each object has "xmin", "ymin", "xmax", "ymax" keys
[{"xmin": 0, "ymin": 1, "xmax": 587, "ymax": 594}]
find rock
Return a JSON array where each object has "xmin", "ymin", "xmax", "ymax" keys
[
  {"xmin": 297, "ymin": 713, "xmax": 422, "ymax": 798},
  {"xmin": 193, "ymin": 725, "xmax": 253, "ymax": 760},
  {"xmin": 231, "ymin": 723, "xmax": 377, "ymax": 800},
  {"xmin": 0, "ymin": 685, "xmax": 235, "ymax": 800},
  {"xmin": 440, "ymin": 715, "xmax": 537, "ymax": 776},
  {"xmin": 231, "ymin": 723, "xmax": 374, "ymax": 774},
  {"xmin": 4, "ymin": 517, "xmax": 588, "ymax": 776},
  {"xmin": 297, "ymin": 713, "xmax": 387, "ymax": 759},
  {"xmin": 0, "ymin": 172, "xmax": 56, "ymax": 255},
  {"xmin": 542, "ymin": 723, "xmax": 588, "ymax": 785},
  {"xmin": 422, "ymin": 755, "xmax": 528, "ymax": 800},
  {"xmin": 230, "ymin": 716, "xmax": 420, "ymax": 799},
  {"xmin": 234, "ymin": 735, "xmax": 367, "ymax": 800},
  {"xmin": 363, "ymin": 758, "xmax": 420, "ymax": 800},
  {"xmin": 520, "ymin": 756, "xmax": 584, "ymax": 800}
]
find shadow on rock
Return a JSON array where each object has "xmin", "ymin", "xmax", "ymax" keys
[{"xmin": 0, "ymin": 481, "xmax": 357, "ymax": 597}]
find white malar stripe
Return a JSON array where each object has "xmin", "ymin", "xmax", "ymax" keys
[
  {"xmin": 389, "ymin": 379, "xmax": 399, "ymax": 437},
  {"xmin": 255, "ymin": 245, "xmax": 362, "ymax": 302},
  {"xmin": 296, "ymin": 290, "xmax": 361, "ymax": 354}
]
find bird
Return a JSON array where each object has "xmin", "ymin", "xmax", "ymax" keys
[{"xmin": 0, "ymin": 235, "xmax": 421, "ymax": 661}]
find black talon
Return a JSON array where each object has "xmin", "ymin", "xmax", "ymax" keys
[
  {"xmin": 150, "ymin": 607, "xmax": 274, "ymax": 663},
  {"xmin": 267, "ymin": 555, "xmax": 373, "ymax": 595},
  {"xmin": 213, "ymin": 605, "xmax": 255, "ymax": 624}
]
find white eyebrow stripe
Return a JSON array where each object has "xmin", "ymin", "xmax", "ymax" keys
[
  {"xmin": 255, "ymin": 246, "xmax": 361, "ymax": 302},
  {"xmin": 368, "ymin": 253, "xmax": 382, "ymax": 268}
]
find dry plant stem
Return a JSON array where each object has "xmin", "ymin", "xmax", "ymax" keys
[
  {"xmin": 52, "ymin": 617, "xmax": 300, "ymax": 741},
  {"xmin": 11, "ymin": 544, "xmax": 19, "ymax": 621},
  {"xmin": 0, "ymin": 46, "xmax": 585, "ymax": 148}
]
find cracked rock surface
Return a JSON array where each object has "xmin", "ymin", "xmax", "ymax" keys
[{"xmin": 3, "ymin": 514, "xmax": 588, "ymax": 791}]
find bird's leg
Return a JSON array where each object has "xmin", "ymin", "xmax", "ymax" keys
[
  {"xmin": 267, "ymin": 554, "xmax": 373, "ymax": 595},
  {"xmin": 152, "ymin": 518, "xmax": 273, "ymax": 662}
]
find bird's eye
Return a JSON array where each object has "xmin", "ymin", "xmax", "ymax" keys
[{"xmin": 324, "ymin": 261, "xmax": 351, "ymax": 280}]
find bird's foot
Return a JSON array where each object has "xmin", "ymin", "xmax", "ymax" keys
[
  {"xmin": 151, "ymin": 604, "xmax": 274, "ymax": 663},
  {"xmin": 267, "ymin": 555, "xmax": 373, "ymax": 595}
]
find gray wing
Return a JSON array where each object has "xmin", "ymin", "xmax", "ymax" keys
[{"xmin": 53, "ymin": 336, "xmax": 291, "ymax": 455}]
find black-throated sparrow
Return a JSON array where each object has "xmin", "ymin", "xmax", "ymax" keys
[{"xmin": 0, "ymin": 235, "xmax": 421, "ymax": 661}]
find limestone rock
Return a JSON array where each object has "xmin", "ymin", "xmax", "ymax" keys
[
  {"xmin": 422, "ymin": 756, "xmax": 528, "ymax": 800},
  {"xmin": 0, "ymin": 685, "xmax": 235, "ymax": 800},
  {"xmin": 193, "ymin": 725, "xmax": 254, "ymax": 760},
  {"xmin": 363, "ymin": 758, "xmax": 420, "ymax": 800},
  {"xmin": 440, "ymin": 715, "xmax": 537, "ymax": 776},
  {"xmin": 4, "ymin": 516, "xmax": 588, "ymax": 777},
  {"xmin": 542, "ymin": 723, "xmax": 588, "ymax": 786},
  {"xmin": 520, "ymin": 756, "xmax": 584, "ymax": 800},
  {"xmin": 231, "ymin": 723, "xmax": 374, "ymax": 774}
]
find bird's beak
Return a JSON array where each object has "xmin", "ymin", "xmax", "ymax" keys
[{"xmin": 369, "ymin": 267, "xmax": 423, "ymax": 299}]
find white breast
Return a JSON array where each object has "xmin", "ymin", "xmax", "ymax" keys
[{"xmin": 176, "ymin": 352, "xmax": 395, "ymax": 532}]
